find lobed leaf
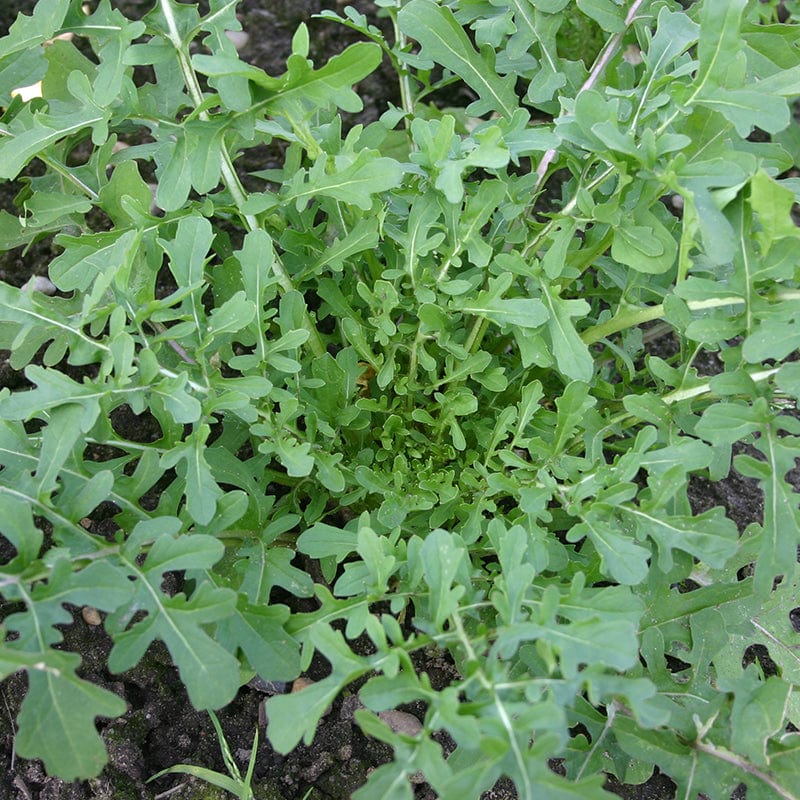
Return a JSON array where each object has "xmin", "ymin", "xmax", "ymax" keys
[{"xmin": 398, "ymin": 0, "xmax": 519, "ymax": 120}]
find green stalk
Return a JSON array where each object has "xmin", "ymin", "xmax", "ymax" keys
[
  {"xmin": 406, "ymin": 324, "xmax": 425, "ymax": 404},
  {"xmin": 392, "ymin": 0, "xmax": 415, "ymax": 128},
  {"xmin": 531, "ymin": 0, "xmax": 650, "ymax": 193},
  {"xmin": 522, "ymin": 165, "xmax": 616, "ymax": 261},
  {"xmin": 693, "ymin": 740, "xmax": 798, "ymax": 800},
  {"xmin": 580, "ymin": 289, "xmax": 800, "ymax": 345},
  {"xmin": 464, "ymin": 316, "xmax": 490, "ymax": 355},
  {"xmin": 158, "ymin": 0, "xmax": 326, "ymax": 358},
  {"xmin": 42, "ymin": 153, "xmax": 100, "ymax": 200},
  {"xmin": 567, "ymin": 366, "xmax": 782, "ymax": 456},
  {"xmin": 451, "ymin": 610, "xmax": 534, "ymax": 800}
]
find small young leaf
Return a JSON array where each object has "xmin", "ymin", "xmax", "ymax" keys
[
  {"xmin": 159, "ymin": 424, "xmax": 224, "ymax": 525},
  {"xmin": 611, "ymin": 211, "xmax": 677, "ymax": 275}
]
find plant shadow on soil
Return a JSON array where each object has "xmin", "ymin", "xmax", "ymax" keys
[{"xmin": 0, "ymin": 2, "xmax": 794, "ymax": 798}]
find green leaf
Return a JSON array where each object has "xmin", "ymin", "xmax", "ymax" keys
[
  {"xmin": 420, "ymin": 530, "xmax": 467, "ymax": 630},
  {"xmin": 23, "ymin": 190, "xmax": 93, "ymax": 228},
  {"xmin": 110, "ymin": 526, "xmax": 239, "ymax": 710},
  {"xmin": 215, "ymin": 598, "xmax": 300, "ymax": 682},
  {"xmin": 0, "ymin": 0, "xmax": 69, "ymax": 64},
  {"xmin": 611, "ymin": 210, "xmax": 677, "ymax": 274},
  {"xmin": 159, "ymin": 425, "xmax": 223, "ymax": 525},
  {"xmin": 266, "ymin": 625, "xmax": 371, "ymax": 753},
  {"xmin": 0, "ymin": 104, "xmax": 107, "ymax": 181},
  {"xmin": 0, "ymin": 283, "xmax": 106, "ymax": 367},
  {"xmin": 50, "ymin": 229, "xmax": 140, "ymax": 292},
  {"xmin": 526, "ymin": 771, "xmax": 614, "ymax": 800},
  {"xmin": 715, "ymin": 564, "xmax": 800, "ymax": 692},
  {"xmin": 5, "ymin": 558, "xmax": 134, "ymax": 652},
  {"xmin": 159, "ymin": 214, "xmax": 214, "ymax": 294},
  {"xmin": 15, "ymin": 651, "xmax": 126, "ymax": 781},
  {"xmin": 742, "ymin": 321, "xmax": 800, "ymax": 363},
  {"xmin": 0, "ymin": 365, "xmax": 104, "ymax": 429},
  {"xmin": 204, "ymin": 290, "xmax": 256, "ymax": 341},
  {"xmin": 258, "ymin": 547, "xmax": 314, "ymax": 598},
  {"xmin": 352, "ymin": 760, "xmax": 414, "ymax": 800},
  {"xmin": 398, "ymin": 0, "xmax": 518, "ymax": 120},
  {"xmin": 539, "ymin": 283, "xmax": 593, "ymax": 382},
  {"xmin": 551, "ymin": 381, "xmax": 595, "ymax": 455},
  {"xmin": 148, "ymin": 764, "xmax": 246, "ymax": 797},
  {"xmin": 185, "ymin": 119, "xmax": 225, "ymax": 193},
  {"xmin": 496, "ymin": 615, "xmax": 639, "ymax": 677},
  {"xmin": 749, "ymin": 170, "xmax": 800, "ymax": 254},
  {"xmin": 288, "ymin": 151, "xmax": 403, "ymax": 211},
  {"xmin": 386, "ymin": 190, "xmax": 444, "ymax": 281},
  {"xmin": 724, "ymin": 671, "xmax": 791, "ymax": 767},
  {"xmin": 98, "ymin": 160, "xmax": 152, "ymax": 224},
  {"xmin": 297, "ymin": 522, "xmax": 359, "ymax": 560},
  {"xmin": 312, "ymin": 217, "xmax": 379, "ymax": 274},
  {"xmin": 776, "ymin": 362, "xmax": 800, "ymax": 400},
  {"xmin": 525, "ymin": 8, "xmax": 571, "ymax": 107},
  {"xmin": 357, "ymin": 523, "xmax": 397, "ymax": 593},
  {"xmin": 193, "ymin": 41, "xmax": 383, "ymax": 116},
  {"xmin": 695, "ymin": 399, "xmax": 771, "ymax": 445},
  {"xmin": 743, "ymin": 423, "xmax": 800, "ymax": 596},
  {"xmin": 569, "ymin": 512, "xmax": 651, "ymax": 585},
  {"xmin": 153, "ymin": 372, "xmax": 203, "ymax": 424},
  {"xmin": 33, "ymin": 403, "xmax": 84, "ymax": 497},
  {"xmin": 694, "ymin": 86, "xmax": 789, "ymax": 137},
  {"xmin": 694, "ymin": 0, "xmax": 748, "ymax": 92},
  {"xmin": 576, "ymin": 0, "xmax": 625, "ymax": 32},
  {"xmin": 154, "ymin": 132, "xmax": 193, "ymax": 211},
  {"xmin": 642, "ymin": 9, "xmax": 699, "ymax": 76},
  {"xmin": 459, "ymin": 294, "xmax": 548, "ymax": 330},
  {"xmin": 272, "ymin": 435, "xmax": 315, "ymax": 478},
  {"xmin": 620, "ymin": 505, "xmax": 738, "ymax": 573}
]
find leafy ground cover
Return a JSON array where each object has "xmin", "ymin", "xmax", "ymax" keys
[{"xmin": 1, "ymin": 0, "xmax": 800, "ymax": 798}]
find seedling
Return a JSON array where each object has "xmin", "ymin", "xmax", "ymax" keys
[{"xmin": 149, "ymin": 711, "xmax": 258, "ymax": 800}]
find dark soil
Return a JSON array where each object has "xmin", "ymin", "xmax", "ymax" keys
[{"xmin": 0, "ymin": 3, "xmax": 794, "ymax": 800}]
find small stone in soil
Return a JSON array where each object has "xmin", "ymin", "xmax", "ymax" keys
[
  {"xmin": 248, "ymin": 675, "xmax": 287, "ymax": 694},
  {"xmin": 378, "ymin": 710, "xmax": 423, "ymax": 737},
  {"xmin": 81, "ymin": 606, "xmax": 102, "ymax": 626},
  {"xmin": 224, "ymin": 29, "xmax": 249, "ymax": 50},
  {"xmin": 292, "ymin": 676, "xmax": 315, "ymax": 693}
]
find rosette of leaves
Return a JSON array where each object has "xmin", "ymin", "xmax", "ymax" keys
[{"xmin": 0, "ymin": 0, "xmax": 799, "ymax": 797}]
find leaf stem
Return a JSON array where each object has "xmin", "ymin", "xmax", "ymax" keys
[
  {"xmin": 391, "ymin": 1, "xmax": 415, "ymax": 127},
  {"xmin": 580, "ymin": 289, "xmax": 800, "ymax": 345},
  {"xmin": 451, "ymin": 610, "xmax": 534, "ymax": 800},
  {"xmin": 532, "ymin": 0, "xmax": 649, "ymax": 192},
  {"xmin": 693, "ymin": 739, "xmax": 799, "ymax": 800},
  {"xmin": 464, "ymin": 316, "xmax": 489, "ymax": 355},
  {"xmin": 576, "ymin": 703, "xmax": 615, "ymax": 780},
  {"xmin": 41, "ymin": 153, "xmax": 100, "ymax": 201},
  {"xmin": 406, "ymin": 324, "xmax": 426, "ymax": 402},
  {"xmin": 522, "ymin": 165, "xmax": 616, "ymax": 261},
  {"xmin": 568, "ymin": 366, "xmax": 781, "ymax": 456},
  {"xmin": 157, "ymin": 0, "xmax": 326, "ymax": 358}
]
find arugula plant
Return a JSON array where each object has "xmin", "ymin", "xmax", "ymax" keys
[{"xmin": 0, "ymin": 0, "xmax": 799, "ymax": 796}]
